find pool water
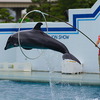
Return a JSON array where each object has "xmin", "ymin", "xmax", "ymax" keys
[{"xmin": 0, "ymin": 80, "xmax": 100, "ymax": 100}]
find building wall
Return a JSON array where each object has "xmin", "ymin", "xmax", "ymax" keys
[{"xmin": 0, "ymin": 0, "xmax": 100, "ymax": 73}]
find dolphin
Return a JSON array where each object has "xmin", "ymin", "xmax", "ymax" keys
[{"xmin": 4, "ymin": 22, "xmax": 81, "ymax": 64}]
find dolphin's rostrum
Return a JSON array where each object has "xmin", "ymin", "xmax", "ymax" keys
[{"xmin": 4, "ymin": 22, "xmax": 81, "ymax": 64}]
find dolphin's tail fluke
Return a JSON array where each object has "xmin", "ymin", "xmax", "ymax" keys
[{"xmin": 62, "ymin": 53, "xmax": 81, "ymax": 64}]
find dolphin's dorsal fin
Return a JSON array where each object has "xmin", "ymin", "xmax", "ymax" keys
[{"xmin": 34, "ymin": 22, "xmax": 43, "ymax": 30}]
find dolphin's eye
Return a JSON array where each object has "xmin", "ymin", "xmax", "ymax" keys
[{"xmin": 14, "ymin": 43, "xmax": 17, "ymax": 46}]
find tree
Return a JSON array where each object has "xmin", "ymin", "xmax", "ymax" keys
[
  {"xmin": 57, "ymin": 0, "xmax": 97, "ymax": 20},
  {"xmin": 76, "ymin": 0, "xmax": 97, "ymax": 8},
  {"xmin": 0, "ymin": 8, "xmax": 14, "ymax": 23},
  {"xmin": 27, "ymin": 0, "xmax": 59, "ymax": 22},
  {"xmin": 26, "ymin": 0, "xmax": 97, "ymax": 22},
  {"xmin": 58, "ymin": 0, "xmax": 97, "ymax": 10}
]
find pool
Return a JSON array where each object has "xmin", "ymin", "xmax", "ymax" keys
[{"xmin": 0, "ymin": 80, "xmax": 100, "ymax": 100}]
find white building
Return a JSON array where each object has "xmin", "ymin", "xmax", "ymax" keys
[{"xmin": 0, "ymin": 0, "xmax": 99, "ymax": 73}]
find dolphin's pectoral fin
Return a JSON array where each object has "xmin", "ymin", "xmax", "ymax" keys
[
  {"xmin": 23, "ymin": 47, "xmax": 33, "ymax": 50},
  {"xmin": 62, "ymin": 53, "xmax": 81, "ymax": 64}
]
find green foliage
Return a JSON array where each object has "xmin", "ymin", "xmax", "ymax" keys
[
  {"xmin": 27, "ymin": 0, "xmax": 97, "ymax": 22},
  {"xmin": 76, "ymin": 0, "xmax": 97, "ymax": 8},
  {"xmin": 0, "ymin": 8, "xmax": 14, "ymax": 23},
  {"xmin": 27, "ymin": 0, "xmax": 61, "ymax": 21},
  {"xmin": 58, "ymin": 0, "xmax": 97, "ymax": 9}
]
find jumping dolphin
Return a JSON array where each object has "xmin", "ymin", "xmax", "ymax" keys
[{"xmin": 4, "ymin": 22, "xmax": 81, "ymax": 64}]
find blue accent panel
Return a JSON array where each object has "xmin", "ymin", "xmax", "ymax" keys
[
  {"xmin": 48, "ymin": 32, "xmax": 78, "ymax": 34},
  {"xmin": 42, "ymin": 28, "xmax": 76, "ymax": 31},
  {"xmin": 0, "ymin": 33, "xmax": 14, "ymax": 34},
  {"xmin": 0, "ymin": 28, "xmax": 32, "ymax": 32},
  {"xmin": 0, "ymin": 32, "xmax": 78, "ymax": 35},
  {"xmin": 73, "ymin": 6, "xmax": 100, "ymax": 28}
]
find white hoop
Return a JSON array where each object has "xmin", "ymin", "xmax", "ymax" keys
[{"xmin": 18, "ymin": 10, "xmax": 48, "ymax": 60}]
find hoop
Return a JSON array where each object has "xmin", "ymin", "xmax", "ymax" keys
[{"xmin": 18, "ymin": 10, "xmax": 48, "ymax": 60}]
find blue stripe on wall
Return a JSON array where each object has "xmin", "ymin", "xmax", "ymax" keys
[
  {"xmin": 73, "ymin": 6, "xmax": 100, "ymax": 28},
  {"xmin": 0, "ymin": 27, "xmax": 76, "ymax": 32}
]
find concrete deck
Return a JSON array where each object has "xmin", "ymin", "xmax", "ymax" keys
[{"xmin": 0, "ymin": 71, "xmax": 100, "ymax": 86}]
